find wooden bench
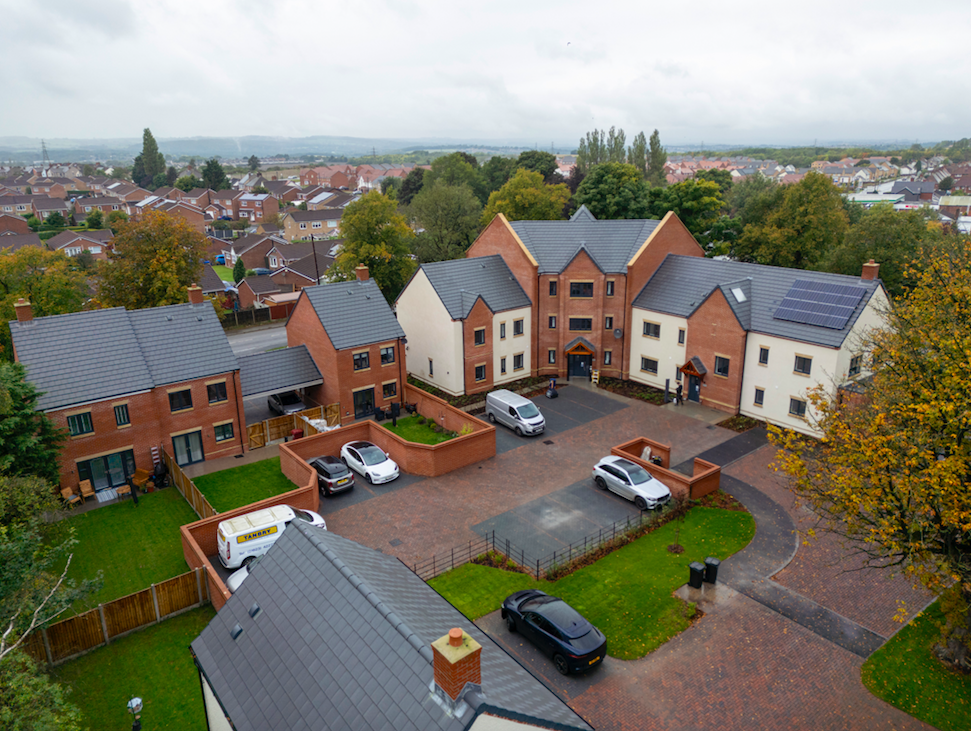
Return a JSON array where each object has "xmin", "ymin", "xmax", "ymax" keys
[
  {"xmin": 132, "ymin": 468, "xmax": 152, "ymax": 489},
  {"xmin": 116, "ymin": 483, "xmax": 132, "ymax": 499}
]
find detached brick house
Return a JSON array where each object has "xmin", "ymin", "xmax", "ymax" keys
[
  {"xmin": 269, "ymin": 250, "xmax": 335, "ymax": 293},
  {"xmin": 286, "ymin": 268, "xmax": 407, "ymax": 422},
  {"xmin": 10, "ymin": 287, "xmax": 246, "ymax": 495},
  {"xmin": 0, "ymin": 212, "xmax": 30, "ymax": 234},
  {"xmin": 46, "ymin": 229, "xmax": 114, "ymax": 260},
  {"xmin": 74, "ymin": 196, "xmax": 124, "ymax": 217},
  {"xmin": 281, "ymin": 209, "xmax": 342, "ymax": 241},
  {"xmin": 238, "ymin": 193, "xmax": 279, "ymax": 223}
]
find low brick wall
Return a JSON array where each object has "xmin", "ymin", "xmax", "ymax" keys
[
  {"xmin": 180, "ymin": 474, "xmax": 318, "ymax": 611},
  {"xmin": 612, "ymin": 436, "xmax": 720, "ymax": 500}
]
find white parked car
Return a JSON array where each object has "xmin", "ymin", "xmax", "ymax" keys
[
  {"xmin": 591, "ymin": 456, "xmax": 671, "ymax": 510},
  {"xmin": 340, "ymin": 440, "xmax": 399, "ymax": 484},
  {"xmin": 226, "ymin": 554, "xmax": 264, "ymax": 593}
]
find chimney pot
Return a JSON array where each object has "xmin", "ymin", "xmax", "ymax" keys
[
  {"xmin": 448, "ymin": 628, "xmax": 463, "ymax": 647},
  {"xmin": 861, "ymin": 259, "xmax": 880, "ymax": 281},
  {"xmin": 14, "ymin": 298, "xmax": 32, "ymax": 322},
  {"xmin": 431, "ymin": 628, "xmax": 482, "ymax": 701},
  {"xmin": 188, "ymin": 284, "xmax": 203, "ymax": 305},
  {"xmin": 355, "ymin": 264, "xmax": 369, "ymax": 281}
]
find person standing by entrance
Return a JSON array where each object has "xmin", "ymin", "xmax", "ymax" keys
[{"xmin": 676, "ymin": 383, "xmax": 684, "ymax": 406}]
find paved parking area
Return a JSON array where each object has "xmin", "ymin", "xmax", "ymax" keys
[{"xmin": 314, "ymin": 471, "xmax": 426, "ymax": 516}]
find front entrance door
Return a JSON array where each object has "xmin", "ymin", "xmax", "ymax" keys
[
  {"xmin": 353, "ymin": 388, "xmax": 375, "ymax": 419},
  {"xmin": 567, "ymin": 353, "xmax": 592, "ymax": 380},
  {"xmin": 173, "ymin": 431, "xmax": 205, "ymax": 467},
  {"xmin": 688, "ymin": 375, "xmax": 701, "ymax": 402}
]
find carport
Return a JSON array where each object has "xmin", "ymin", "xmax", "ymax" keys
[{"xmin": 238, "ymin": 345, "xmax": 322, "ymax": 424}]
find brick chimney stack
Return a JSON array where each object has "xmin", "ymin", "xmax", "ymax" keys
[
  {"xmin": 861, "ymin": 259, "xmax": 880, "ymax": 281},
  {"xmin": 14, "ymin": 298, "xmax": 32, "ymax": 322},
  {"xmin": 431, "ymin": 628, "xmax": 482, "ymax": 701},
  {"xmin": 355, "ymin": 264, "xmax": 369, "ymax": 281},
  {"xmin": 188, "ymin": 284, "xmax": 203, "ymax": 305}
]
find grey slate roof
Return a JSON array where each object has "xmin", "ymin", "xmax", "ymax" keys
[
  {"xmin": 11, "ymin": 301, "xmax": 238, "ymax": 411},
  {"xmin": 417, "ymin": 255, "xmax": 532, "ymax": 319},
  {"xmin": 240, "ymin": 275, "xmax": 280, "ymax": 295},
  {"xmin": 301, "ymin": 278, "xmax": 405, "ymax": 350},
  {"xmin": 191, "ymin": 523, "xmax": 590, "ymax": 731},
  {"xmin": 237, "ymin": 345, "xmax": 322, "ymax": 398},
  {"xmin": 198, "ymin": 263, "xmax": 227, "ymax": 295},
  {"xmin": 0, "ymin": 233, "xmax": 44, "ymax": 253},
  {"xmin": 631, "ymin": 255, "xmax": 882, "ymax": 348},
  {"xmin": 509, "ymin": 206, "xmax": 661, "ymax": 274}
]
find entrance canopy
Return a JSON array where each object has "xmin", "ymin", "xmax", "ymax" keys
[
  {"xmin": 679, "ymin": 355, "xmax": 707, "ymax": 379},
  {"xmin": 564, "ymin": 336, "xmax": 596, "ymax": 355}
]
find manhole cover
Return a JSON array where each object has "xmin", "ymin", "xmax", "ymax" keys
[
  {"xmin": 707, "ymin": 425, "xmax": 718, "ymax": 430},
  {"xmin": 543, "ymin": 440, "xmax": 554, "ymax": 445},
  {"xmin": 389, "ymin": 538, "xmax": 402, "ymax": 547}
]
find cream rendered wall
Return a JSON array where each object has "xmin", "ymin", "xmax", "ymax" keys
[
  {"xmin": 201, "ymin": 674, "xmax": 234, "ymax": 731},
  {"xmin": 396, "ymin": 270, "xmax": 464, "ymax": 395},
  {"xmin": 629, "ymin": 309, "xmax": 688, "ymax": 389},
  {"xmin": 493, "ymin": 305, "xmax": 532, "ymax": 385},
  {"xmin": 833, "ymin": 288, "xmax": 889, "ymax": 382}
]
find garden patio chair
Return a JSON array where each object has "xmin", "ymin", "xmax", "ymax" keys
[
  {"xmin": 79, "ymin": 479, "xmax": 95, "ymax": 501},
  {"xmin": 116, "ymin": 483, "xmax": 132, "ymax": 500},
  {"xmin": 60, "ymin": 486, "xmax": 81, "ymax": 507}
]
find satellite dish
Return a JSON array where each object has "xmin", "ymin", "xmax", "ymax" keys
[{"xmin": 613, "ymin": 328, "xmax": 623, "ymax": 339}]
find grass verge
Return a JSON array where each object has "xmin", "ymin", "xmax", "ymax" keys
[
  {"xmin": 382, "ymin": 415, "xmax": 455, "ymax": 445},
  {"xmin": 429, "ymin": 506, "xmax": 754, "ymax": 660},
  {"xmin": 52, "ymin": 606, "xmax": 216, "ymax": 731},
  {"xmin": 210, "ymin": 264, "xmax": 234, "ymax": 281},
  {"xmin": 861, "ymin": 600, "xmax": 971, "ymax": 731},
  {"xmin": 193, "ymin": 456, "xmax": 297, "ymax": 512},
  {"xmin": 49, "ymin": 489, "xmax": 199, "ymax": 609}
]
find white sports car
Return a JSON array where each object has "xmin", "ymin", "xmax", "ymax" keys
[
  {"xmin": 591, "ymin": 455, "xmax": 671, "ymax": 510},
  {"xmin": 340, "ymin": 440, "xmax": 399, "ymax": 484}
]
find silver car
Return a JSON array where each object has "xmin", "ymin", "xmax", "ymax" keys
[{"xmin": 592, "ymin": 456, "xmax": 671, "ymax": 510}]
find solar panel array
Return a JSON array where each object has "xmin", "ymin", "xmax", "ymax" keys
[{"xmin": 773, "ymin": 279, "xmax": 867, "ymax": 330}]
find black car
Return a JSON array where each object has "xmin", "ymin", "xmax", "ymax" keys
[
  {"xmin": 501, "ymin": 589, "xmax": 607, "ymax": 675},
  {"xmin": 309, "ymin": 455, "xmax": 355, "ymax": 496}
]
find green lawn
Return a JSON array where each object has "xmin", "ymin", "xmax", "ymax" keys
[
  {"xmin": 210, "ymin": 264, "xmax": 234, "ymax": 281},
  {"xmin": 429, "ymin": 507, "xmax": 754, "ymax": 660},
  {"xmin": 49, "ymin": 489, "xmax": 199, "ymax": 609},
  {"xmin": 382, "ymin": 415, "xmax": 455, "ymax": 445},
  {"xmin": 862, "ymin": 600, "xmax": 971, "ymax": 731},
  {"xmin": 193, "ymin": 456, "xmax": 297, "ymax": 512},
  {"xmin": 53, "ymin": 606, "xmax": 216, "ymax": 731}
]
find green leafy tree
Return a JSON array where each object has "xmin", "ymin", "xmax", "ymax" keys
[
  {"xmin": 823, "ymin": 204, "xmax": 940, "ymax": 297},
  {"xmin": 105, "ymin": 209, "xmax": 129, "ymax": 234},
  {"xmin": 175, "ymin": 175, "xmax": 202, "ymax": 193},
  {"xmin": 0, "ymin": 650, "xmax": 83, "ymax": 731},
  {"xmin": 772, "ymin": 241, "xmax": 971, "ymax": 670},
  {"xmin": 408, "ymin": 181, "xmax": 482, "ymax": 263},
  {"xmin": 515, "ymin": 151, "xmax": 558, "ymax": 183},
  {"xmin": 646, "ymin": 129, "xmax": 667, "ymax": 187},
  {"xmin": 330, "ymin": 191, "xmax": 416, "ymax": 302},
  {"xmin": 648, "ymin": 179, "xmax": 725, "ymax": 236},
  {"xmin": 728, "ymin": 175, "xmax": 783, "ymax": 228},
  {"xmin": 698, "ymin": 215, "xmax": 745, "ymax": 257},
  {"xmin": 201, "ymin": 158, "xmax": 230, "ymax": 191},
  {"xmin": 606, "ymin": 127, "xmax": 627, "ymax": 163},
  {"xmin": 83, "ymin": 209, "xmax": 104, "ymax": 230},
  {"xmin": 628, "ymin": 131, "xmax": 648, "ymax": 177},
  {"xmin": 97, "ymin": 210, "xmax": 207, "ymax": 310},
  {"xmin": 481, "ymin": 169, "xmax": 569, "ymax": 227},
  {"xmin": 41, "ymin": 212, "xmax": 65, "ymax": 230},
  {"xmin": 151, "ymin": 172, "xmax": 168, "ymax": 190},
  {"xmin": 481, "ymin": 156, "xmax": 516, "ymax": 193},
  {"xmin": 694, "ymin": 169, "xmax": 733, "ymax": 202},
  {"xmin": 165, "ymin": 165, "xmax": 178, "ymax": 186},
  {"xmin": 0, "ymin": 473, "xmax": 60, "ymax": 528},
  {"xmin": 131, "ymin": 128, "xmax": 165, "ymax": 188},
  {"xmin": 574, "ymin": 162, "xmax": 652, "ymax": 220},
  {"xmin": 940, "ymin": 176, "xmax": 954, "ymax": 192},
  {"xmin": 251, "ymin": 185, "xmax": 269, "ymax": 194},
  {"xmin": 575, "ymin": 129, "xmax": 606, "ymax": 176},
  {"xmin": 380, "ymin": 176, "xmax": 403, "ymax": 199},
  {"xmin": 0, "ymin": 250, "xmax": 88, "ymax": 366},
  {"xmin": 80, "ymin": 163, "xmax": 95, "ymax": 177},
  {"xmin": 423, "ymin": 153, "xmax": 487, "ymax": 203},
  {"xmin": 296, "ymin": 201, "xmax": 308, "ymax": 212},
  {"xmin": 398, "ymin": 167, "xmax": 426, "ymax": 207},
  {"xmin": 232, "ymin": 257, "xmax": 246, "ymax": 284},
  {"xmin": 248, "ymin": 155, "xmax": 260, "ymax": 172},
  {"xmin": 0, "ymin": 363, "xmax": 65, "ymax": 482},
  {"xmin": 23, "ymin": 216, "xmax": 39, "ymax": 232},
  {"xmin": 735, "ymin": 172, "xmax": 848, "ymax": 269}
]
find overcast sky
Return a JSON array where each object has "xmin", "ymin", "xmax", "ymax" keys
[{"xmin": 1, "ymin": 0, "xmax": 968, "ymax": 148}]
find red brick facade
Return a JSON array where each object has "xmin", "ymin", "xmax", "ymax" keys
[
  {"xmin": 685, "ymin": 289, "xmax": 747, "ymax": 414},
  {"xmin": 462, "ymin": 297, "xmax": 494, "ymax": 395},
  {"xmin": 286, "ymin": 294, "xmax": 408, "ymax": 424},
  {"xmin": 52, "ymin": 370, "xmax": 246, "ymax": 492}
]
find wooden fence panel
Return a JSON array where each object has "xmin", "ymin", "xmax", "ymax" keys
[
  {"xmin": 104, "ymin": 589, "xmax": 156, "ymax": 639},
  {"xmin": 47, "ymin": 609, "xmax": 104, "ymax": 663},
  {"xmin": 247, "ymin": 423, "xmax": 266, "ymax": 449},
  {"xmin": 19, "ymin": 631, "xmax": 47, "ymax": 665},
  {"xmin": 267, "ymin": 414, "xmax": 296, "ymax": 442},
  {"xmin": 156, "ymin": 571, "xmax": 202, "ymax": 618},
  {"xmin": 164, "ymin": 448, "xmax": 217, "ymax": 519},
  {"xmin": 325, "ymin": 403, "xmax": 340, "ymax": 426}
]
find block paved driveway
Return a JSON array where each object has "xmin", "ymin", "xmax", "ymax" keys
[{"xmin": 321, "ymin": 387, "xmax": 940, "ymax": 731}]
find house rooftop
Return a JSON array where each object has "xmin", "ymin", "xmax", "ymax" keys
[
  {"xmin": 237, "ymin": 344, "xmax": 322, "ymax": 398},
  {"xmin": 300, "ymin": 278, "xmax": 404, "ymax": 350},
  {"xmin": 413, "ymin": 255, "xmax": 532, "ymax": 319},
  {"xmin": 11, "ymin": 300, "xmax": 238, "ymax": 411},
  {"xmin": 190, "ymin": 522, "xmax": 590, "ymax": 731}
]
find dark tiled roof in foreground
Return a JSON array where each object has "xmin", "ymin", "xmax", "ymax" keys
[
  {"xmin": 191, "ymin": 523, "xmax": 590, "ymax": 731},
  {"xmin": 301, "ymin": 278, "xmax": 404, "ymax": 350},
  {"xmin": 632, "ymin": 254, "xmax": 882, "ymax": 348},
  {"xmin": 11, "ymin": 301, "xmax": 237, "ymax": 411}
]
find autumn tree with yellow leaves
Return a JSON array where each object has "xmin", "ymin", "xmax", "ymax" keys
[{"xmin": 773, "ymin": 239, "xmax": 971, "ymax": 671}]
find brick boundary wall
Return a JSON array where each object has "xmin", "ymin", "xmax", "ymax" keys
[{"xmin": 611, "ymin": 436, "xmax": 720, "ymax": 500}]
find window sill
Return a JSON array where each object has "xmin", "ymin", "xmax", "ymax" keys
[
  {"xmin": 353, "ymin": 368, "xmax": 371, "ymax": 373},
  {"xmin": 209, "ymin": 399, "xmax": 228, "ymax": 406},
  {"xmin": 69, "ymin": 432, "xmax": 95, "ymax": 440},
  {"xmin": 381, "ymin": 361, "xmax": 396, "ymax": 367},
  {"xmin": 758, "ymin": 362, "xmax": 768, "ymax": 367},
  {"xmin": 170, "ymin": 407, "xmax": 194, "ymax": 414},
  {"xmin": 215, "ymin": 437, "xmax": 233, "ymax": 443},
  {"xmin": 793, "ymin": 371, "xmax": 811, "ymax": 378},
  {"xmin": 714, "ymin": 374, "xmax": 729, "ymax": 379},
  {"xmin": 513, "ymin": 368, "xmax": 524, "ymax": 372},
  {"xmin": 642, "ymin": 335, "xmax": 660, "ymax": 340},
  {"xmin": 116, "ymin": 424, "xmax": 132, "ymax": 430}
]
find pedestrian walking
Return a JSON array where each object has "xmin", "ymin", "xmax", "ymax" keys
[{"xmin": 676, "ymin": 383, "xmax": 684, "ymax": 406}]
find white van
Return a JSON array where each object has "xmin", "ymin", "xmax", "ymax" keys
[
  {"xmin": 216, "ymin": 504, "xmax": 326, "ymax": 570},
  {"xmin": 485, "ymin": 389, "xmax": 546, "ymax": 436}
]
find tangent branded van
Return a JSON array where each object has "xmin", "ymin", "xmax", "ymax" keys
[
  {"xmin": 217, "ymin": 504, "xmax": 326, "ymax": 569},
  {"xmin": 485, "ymin": 389, "xmax": 546, "ymax": 436}
]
